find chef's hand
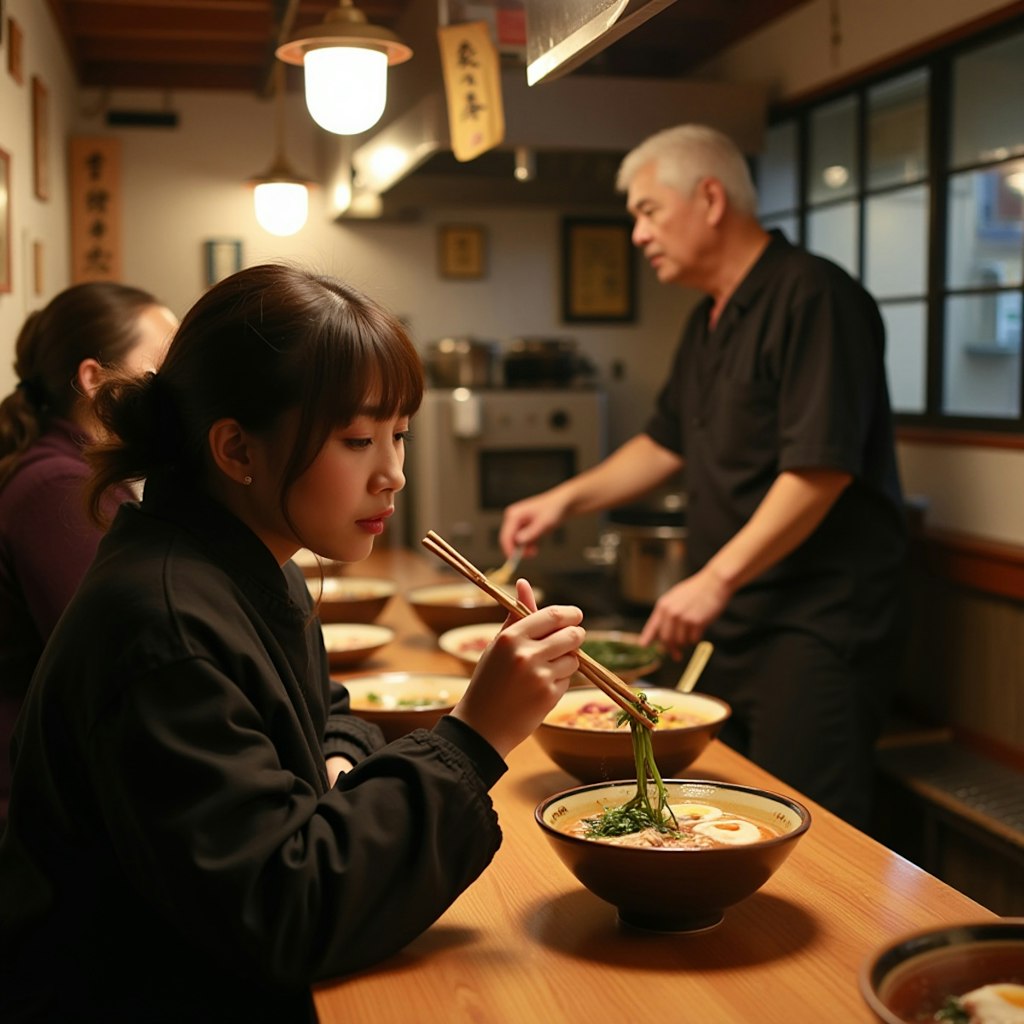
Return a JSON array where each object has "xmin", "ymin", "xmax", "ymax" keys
[
  {"xmin": 499, "ymin": 491, "xmax": 570, "ymax": 558},
  {"xmin": 452, "ymin": 579, "xmax": 583, "ymax": 758},
  {"xmin": 638, "ymin": 566, "xmax": 732, "ymax": 659}
]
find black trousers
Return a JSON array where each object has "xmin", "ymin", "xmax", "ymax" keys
[{"xmin": 698, "ymin": 627, "xmax": 899, "ymax": 829}]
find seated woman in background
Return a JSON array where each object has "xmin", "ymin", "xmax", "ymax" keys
[
  {"xmin": 0, "ymin": 281, "xmax": 178, "ymax": 824},
  {"xmin": 0, "ymin": 263, "xmax": 583, "ymax": 1022}
]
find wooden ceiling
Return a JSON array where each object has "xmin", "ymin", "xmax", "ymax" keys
[{"xmin": 44, "ymin": 0, "xmax": 812, "ymax": 95}]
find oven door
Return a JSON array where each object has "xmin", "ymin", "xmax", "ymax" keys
[{"xmin": 407, "ymin": 389, "xmax": 607, "ymax": 571}]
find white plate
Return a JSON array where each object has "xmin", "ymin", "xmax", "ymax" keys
[
  {"xmin": 438, "ymin": 622, "xmax": 501, "ymax": 669},
  {"xmin": 321, "ymin": 623, "xmax": 394, "ymax": 668}
]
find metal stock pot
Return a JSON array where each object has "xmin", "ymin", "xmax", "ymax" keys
[{"xmin": 423, "ymin": 337, "xmax": 500, "ymax": 388}]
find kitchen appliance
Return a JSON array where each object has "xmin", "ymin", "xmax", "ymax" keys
[
  {"xmin": 407, "ymin": 388, "xmax": 607, "ymax": 571},
  {"xmin": 422, "ymin": 337, "xmax": 501, "ymax": 389},
  {"xmin": 503, "ymin": 337, "xmax": 595, "ymax": 388}
]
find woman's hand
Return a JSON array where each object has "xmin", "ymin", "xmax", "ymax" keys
[{"xmin": 451, "ymin": 579, "xmax": 584, "ymax": 758}]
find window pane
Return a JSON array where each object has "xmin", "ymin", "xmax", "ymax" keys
[
  {"xmin": 951, "ymin": 31, "xmax": 1024, "ymax": 168},
  {"xmin": 865, "ymin": 185, "xmax": 928, "ymax": 298},
  {"xmin": 946, "ymin": 163, "xmax": 1024, "ymax": 289},
  {"xmin": 807, "ymin": 202, "xmax": 859, "ymax": 278},
  {"xmin": 762, "ymin": 213, "xmax": 798, "ymax": 242},
  {"xmin": 880, "ymin": 301, "xmax": 927, "ymax": 413},
  {"xmin": 943, "ymin": 293, "xmax": 1021, "ymax": 417},
  {"xmin": 758, "ymin": 120, "xmax": 798, "ymax": 216},
  {"xmin": 809, "ymin": 96, "xmax": 859, "ymax": 204},
  {"xmin": 867, "ymin": 69, "xmax": 929, "ymax": 189}
]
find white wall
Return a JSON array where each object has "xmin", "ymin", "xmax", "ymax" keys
[{"xmin": 0, "ymin": 0, "xmax": 76, "ymax": 370}]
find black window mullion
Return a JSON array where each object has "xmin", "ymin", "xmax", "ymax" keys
[{"xmin": 925, "ymin": 56, "xmax": 951, "ymax": 425}]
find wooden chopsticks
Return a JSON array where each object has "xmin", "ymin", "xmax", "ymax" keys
[{"xmin": 421, "ymin": 530, "xmax": 657, "ymax": 730}]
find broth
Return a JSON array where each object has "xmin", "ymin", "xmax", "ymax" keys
[{"xmin": 550, "ymin": 699, "xmax": 709, "ymax": 731}]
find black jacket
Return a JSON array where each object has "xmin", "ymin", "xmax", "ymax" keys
[{"xmin": 0, "ymin": 473, "xmax": 505, "ymax": 1022}]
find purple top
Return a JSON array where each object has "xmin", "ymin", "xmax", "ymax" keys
[{"xmin": 0, "ymin": 420, "xmax": 130, "ymax": 819}]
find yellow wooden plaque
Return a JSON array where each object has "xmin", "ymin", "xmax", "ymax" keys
[
  {"xmin": 69, "ymin": 136, "xmax": 123, "ymax": 283},
  {"xmin": 438, "ymin": 20, "xmax": 505, "ymax": 163}
]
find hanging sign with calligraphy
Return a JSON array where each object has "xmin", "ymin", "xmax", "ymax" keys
[
  {"xmin": 69, "ymin": 136, "xmax": 122, "ymax": 283},
  {"xmin": 437, "ymin": 20, "xmax": 505, "ymax": 163}
]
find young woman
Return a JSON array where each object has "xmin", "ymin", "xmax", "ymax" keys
[
  {"xmin": 0, "ymin": 282, "xmax": 178, "ymax": 824},
  {"xmin": 0, "ymin": 264, "xmax": 584, "ymax": 1022}
]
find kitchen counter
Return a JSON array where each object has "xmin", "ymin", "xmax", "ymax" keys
[{"xmin": 316, "ymin": 545, "xmax": 994, "ymax": 1023}]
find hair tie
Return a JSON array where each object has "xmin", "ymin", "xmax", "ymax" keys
[{"xmin": 16, "ymin": 378, "xmax": 47, "ymax": 409}]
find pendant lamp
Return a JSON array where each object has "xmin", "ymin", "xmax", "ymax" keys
[
  {"xmin": 250, "ymin": 65, "xmax": 314, "ymax": 236},
  {"xmin": 276, "ymin": 0, "xmax": 413, "ymax": 136}
]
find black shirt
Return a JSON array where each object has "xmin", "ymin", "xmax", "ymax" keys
[
  {"xmin": 0, "ymin": 472, "xmax": 506, "ymax": 1022},
  {"xmin": 645, "ymin": 231, "xmax": 907, "ymax": 660}
]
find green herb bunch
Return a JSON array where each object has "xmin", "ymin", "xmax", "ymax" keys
[{"xmin": 582, "ymin": 695, "xmax": 678, "ymax": 839}]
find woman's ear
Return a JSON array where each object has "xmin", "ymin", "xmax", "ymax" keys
[
  {"xmin": 208, "ymin": 418, "xmax": 253, "ymax": 486},
  {"xmin": 76, "ymin": 357, "xmax": 106, "ymax": 401}
]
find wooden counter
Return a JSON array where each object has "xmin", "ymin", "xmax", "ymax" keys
[{"xmin": 315, "ymin": 546, "xmax": 995, "ymax": 1023}]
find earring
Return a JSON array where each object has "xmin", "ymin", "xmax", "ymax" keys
[{"xmin": 243, "ymin": 475, "xmax": 253, "ymax": 486}]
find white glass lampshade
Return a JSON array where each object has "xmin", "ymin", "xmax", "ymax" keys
[
  {"xmin": 304, "ymin": 46, "xmax": 388, "ymax": 135},
  {"xmin": 253, "ymin": 181, "xmax": 309, "ymax": 236}
]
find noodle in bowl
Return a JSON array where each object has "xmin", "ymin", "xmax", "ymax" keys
[{"xmin": 536, "ymin": 779, "xmax": 811, "ymax": 933}]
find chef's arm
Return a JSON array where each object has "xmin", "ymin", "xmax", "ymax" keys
[
  {"xmin": 501, "ymin": 434, "xmax": 683, "ymax": 555},
  {"xmin": 706, "ymin": 468, "xmax": 852, "ymax": 591},
  {"xmin": 640, "ymin": 468, "xmax": 852, "ymax": 651}
]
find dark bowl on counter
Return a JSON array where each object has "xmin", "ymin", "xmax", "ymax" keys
[{"xmin": 860, "ymin": 920, "xmax": 1024, "ymax": 1023}]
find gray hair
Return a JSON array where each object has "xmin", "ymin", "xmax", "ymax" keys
[{"xmin": 616, "ymin": 124, "xmax": 758, "ymax": 216}]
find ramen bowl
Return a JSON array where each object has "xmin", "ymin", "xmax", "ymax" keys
[
  {"xmin": 405, "ymin": 582, "xmax": 543, "ymax": 634},
  {"xmin": 309, "ymin": 576, "xmax": 396, "ymax": 624},
  {"xmin": 860, "ymin": 920, "xmax": 1024, "ymax": 1023},
  {"xmin": 536, "ymin": 686, "xmax": 731, "ymax": 783},
  {"xmin": 342, "ymin": 672, "xmax": 470, "ymax": 741},
  {"xmin": 438, "ymin": 622, "xmax": 501, "ymax": 673},
  {"xmin": 575, "ymin": 631, "xmax": 663, "ymax": 686},
  {"xmin": 536, "ymin": 779, "xmax": 810, "ymax": 933},
  {"xmin": 321, "ymin": 623, "xmax": 394, "ymax": 669}
]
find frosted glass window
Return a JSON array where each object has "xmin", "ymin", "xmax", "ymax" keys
[
  {"xmin": 867, "ymin": 69, "xmax": 929, "ymax": 189},
  {"xmin": 758, "ymin": 120, "xmax": 798, "ymax": 216},
  {"xmin": 946, "ymin": 164, "xmax": 1024, "ymax": 289},
  {"xmin": 951, "ymin": 32, "xmax": 1024, "ymax": 169},
  {"xmin": 809, "ymin": 96, "xmax": 859, "ymax": 205},
  {"xmin": 880, "ymin": 301, "xmax": 927, "ymax": 414},
  {"xmin": 807, "ymin": 202, "xmax": 858, "ymax": 278},
  {"xmin": 865, "ymin": 186, "xmax": 928, "ymax": 298},
  {"xmin": 943, "ymin": 294, "xmax": 1021, "ymax": 417}
]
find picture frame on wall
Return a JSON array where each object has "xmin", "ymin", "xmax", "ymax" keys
[
  {"xmin": 0, "ymin": 148, "xmax": 10, "ymax": 294},
  {"xmin": 204, "ymin": 239, "xmax": 243, "ymax": 287},
  {"xmin": 438, "ymin": 224, "xmax": 487, "ymax": 279},
  {"xmin": 7, "ymin": 16, "xmax": 23, "ymax": 85},
  {"xmin": 561, "ymin": 217, "xmax": 636, "ymax": 323},
  {"xmin": 32, "ymin": 76, "xmax": 49, "ymax": 200}
]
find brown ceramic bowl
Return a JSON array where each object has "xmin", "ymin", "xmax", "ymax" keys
[
  {"xmin": 321, "ymin": 623, "xmax": 395, "ymax": 669},
  {"xmin": 405, "ymin": 582, "xmax": 543, "ymax": 635},
  {"xmin": 536, "ymin": 779, "xmax": 810, "ymax": 933},
  {"xmin": 342, "ymin": 672, "xmax": 470, "ymax": 742},
  {"xmin": 535, "ymin": 686, "xmax": 731, "ymax": 783},
  {"xmin": 309, "ymin": 576, "xmax": 396, "ymax": 624},
  {"xmin": 437, "ymin": 622, "xmax": 501, "ymax": 674},
  {"xmin": 860, "ymin": 920, "xmax": 1024, "ymax": 1023}
]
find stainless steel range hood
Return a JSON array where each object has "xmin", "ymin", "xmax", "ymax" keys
[{"xmin": 523, "ymin": 0, "xmax": 679, "ymax": 85}]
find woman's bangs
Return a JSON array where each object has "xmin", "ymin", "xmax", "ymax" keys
[{"xmin": 354, "ymin": 331, "xmax": 424, "ymax": 421}]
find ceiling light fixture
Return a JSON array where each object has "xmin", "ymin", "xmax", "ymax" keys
[
  {"xmin": 276, "ymin": 0, "xmax": 413, "ymax": 136},
  {"xmin": 249, "ymin": 64, "xmax": 314, "ymax": 236},
  {"xmin": 513, "ymin": 145, "xmax": 535, "ymax": 182}
]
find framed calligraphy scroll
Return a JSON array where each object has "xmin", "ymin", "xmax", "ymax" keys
[
  {"xmin": 438, "ymin": 224, "xmax": 486, "ymax": 279},
  {"xmin": 561, "ymin": 217, "xmax": 636, "ymax": 323},
  {"xmin": 0, "ymin": 148, "xmax": 10, "ymax": 294},
  {"xmin": 69, "ymin": 136, "xmax": 123, "ymax": 282}
]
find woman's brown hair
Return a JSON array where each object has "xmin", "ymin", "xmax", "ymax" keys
[
  {"xmin": 86, "ymin": 263, "xmax": 424, "ymax": 533},
  {"xmin": 0, "ymin": 282, "xmax": 161, "ymax": 491}
]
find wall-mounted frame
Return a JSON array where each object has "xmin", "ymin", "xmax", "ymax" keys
[
  {"xmin": 561, "ymin": 217, "xmax": 636, "ymax": 323},
  {"xmin": 438, "ymin": 224, "xmax": 486, "ymax": 279},
  {"xmin": 32, "ymin": 76, "xmax": 49, "ymax": 200},
  {"xmin": 7, "ymin": 16, "xmax": 23, "ymax": 84},
  {"xmin": 0, "ymin": 148, "xmax": 10, "ymax": 293},
  {"xmin": 32, "ymin": 240, "xmax": 44, "ymax": 295},
  {"xmin": 204, "ymin": 238, "xmax": 242, "ymax": 287}
]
